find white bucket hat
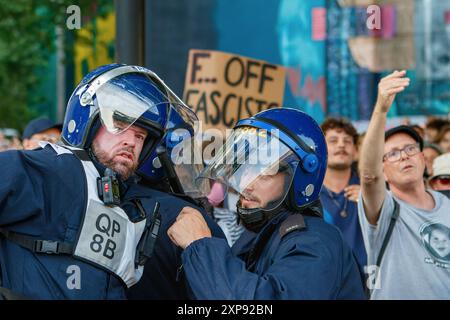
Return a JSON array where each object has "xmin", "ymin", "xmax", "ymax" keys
[{"xmin": 430, "ymin": 153, "xmax": 450, "ymax": 180}]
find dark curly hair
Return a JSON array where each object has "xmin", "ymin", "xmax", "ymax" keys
[{"xmin": 320, "ymin": 117, "xmax": 358, "ymax": 145}]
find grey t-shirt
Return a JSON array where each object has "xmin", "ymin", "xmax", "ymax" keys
[{"xmin": 358, "ymin": 189, "xmax": 450, "ymax": 299}]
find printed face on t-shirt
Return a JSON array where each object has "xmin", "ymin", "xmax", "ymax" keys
[
  {"xmin": 421, "ymin": 223, "xmax": 450, "ymax": 263},
  {"xmin": 429, "ymin": 229, "xmax": 450, "ymax": 258}
]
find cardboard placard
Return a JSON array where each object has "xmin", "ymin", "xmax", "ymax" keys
[
  {"xmin": 348, "ymin": 36, "xmax": 415, "ymax": 72},
  {"xmin": 183, "ymin": 50, "xmax": 285, "ymax": 131},
  {"xmin": 347, "ymin": 0, "xmax": 415, "ymax": 72}
]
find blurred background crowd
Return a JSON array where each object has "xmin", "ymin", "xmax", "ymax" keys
[{"xmin": 0, "ymin": 0, "xmax": 449, "ymax": 301}]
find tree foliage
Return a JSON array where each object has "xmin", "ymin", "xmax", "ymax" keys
[{"xmin": 0, "ymin": 0, "xmax": 111, "ymax": 131}]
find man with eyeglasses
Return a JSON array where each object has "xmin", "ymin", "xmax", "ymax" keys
[
  {"xmin": 358, "ymin": 70, "xmax": 450, "ymax": 299},
  {"xmin": 22, "ymin": 117, "xmax": 62, "ymax": 150}
]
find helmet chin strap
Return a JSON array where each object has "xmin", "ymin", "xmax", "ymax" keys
[
  {"xmin": 236, "ymin": 198, "xmax": 287, "ymax": 233},
  {"xmin": 236, "ymin": 170, "xmax": 292, "ymax": 232},
  {"xmin": 236, "ymin": 191, "xmax": 324, "ymax": 233}
]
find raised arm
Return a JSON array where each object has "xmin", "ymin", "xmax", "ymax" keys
[{"xmin": 359, "ymin": 71, "xmax": 410, "ymax": 225}]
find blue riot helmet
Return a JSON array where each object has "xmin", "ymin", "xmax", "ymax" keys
[
  {"xmin": 197, "ymin": 108, "xmax": 327, "ymax": 231},
  {"xmin": 138, "ymin": 102, "xmax": 211, "ymax": 198},
  {"xmin": 62, "ymin": 64, "xmax": 184, "ymax": 167}
]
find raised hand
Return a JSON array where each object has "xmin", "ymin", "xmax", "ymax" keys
[{"xmin": 375, "ymin": 70, "xmax": 410, "ymax": 113}]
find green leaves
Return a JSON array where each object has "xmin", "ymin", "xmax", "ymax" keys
[{"xmin": 0, "ymin": 0, "xmax": 111, "ymax": 130}]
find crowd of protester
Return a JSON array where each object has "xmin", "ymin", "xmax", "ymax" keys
[
  {"xmin": 0, "ymin": 85, "xmax": 450, "ymax": 297},
  {"xmin": 3, "ymin": 115, "xmax": 450, "ymax": 235},
  {"xmin": 202, "ymin": 109, "xmax": 450, "ymax": 299}
]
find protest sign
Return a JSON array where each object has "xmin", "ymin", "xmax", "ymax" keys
[{"xmin": 183, "ymin": 49, "xmax": 285, "ymax": 131}]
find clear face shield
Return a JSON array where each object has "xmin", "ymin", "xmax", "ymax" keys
[
  {"xmin": 94, "ymin": 75, "xmax": 169, "ymax": 135},
  {"xmin": 164, "ymin": 104, "xmax": 210, "ymax": 198},
  {"xmin": 197, "ymin": 126, "xmax": 300, "ymax": 211}
]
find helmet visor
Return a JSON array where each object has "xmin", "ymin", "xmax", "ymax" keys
[
  {"xmin": 168, "ymin": 124, "xmax": 210, "ymax": 198},
  {"xmin": 94, "ymin": 75, "xmax": 169, "ymax": 135},
  {"xmin": 167, "ymin": 102, "xmax": 199, "ymax": 132},
  {"xmin": 197, "ymin": 126, "xmax": 299, "ymax": 209}
]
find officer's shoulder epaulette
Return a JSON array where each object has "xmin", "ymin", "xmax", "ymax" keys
[{"xmin": 278, "ymin": 214, "xmax": 306, "ymax": 239}]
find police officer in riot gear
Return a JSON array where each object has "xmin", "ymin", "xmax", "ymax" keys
[
  {"xmin": 168, "ymin": 108, "xmax": 366, "ymax": 299},
  {"xmin": 127, "ymin": 91, "xmax": 225, "ymax": 300},
  {"xmin": 0, "ymin": 64, "xmax": 223, "ymax": 299}
]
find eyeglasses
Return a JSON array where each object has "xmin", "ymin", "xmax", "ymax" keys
[
  {"xmin": 383, "ymin": 143, "xmax": 421, "ymax": 162},
  {"xmin": 432, "ymin": 176, "xmax": 450, "ymax": 185}
]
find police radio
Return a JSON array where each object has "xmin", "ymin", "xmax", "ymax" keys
[
  {"xmin": 97, "ymin": 168, "xmax": 121, "ymax": 207},
  {"xmin": 135, "ymin": 201, "xmax": 161, "ymax": 267}
]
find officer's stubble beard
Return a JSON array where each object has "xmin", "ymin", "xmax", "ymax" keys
[{"xmin": 91, "ymin": 141, "xmax": 138, "ymax": 180}]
